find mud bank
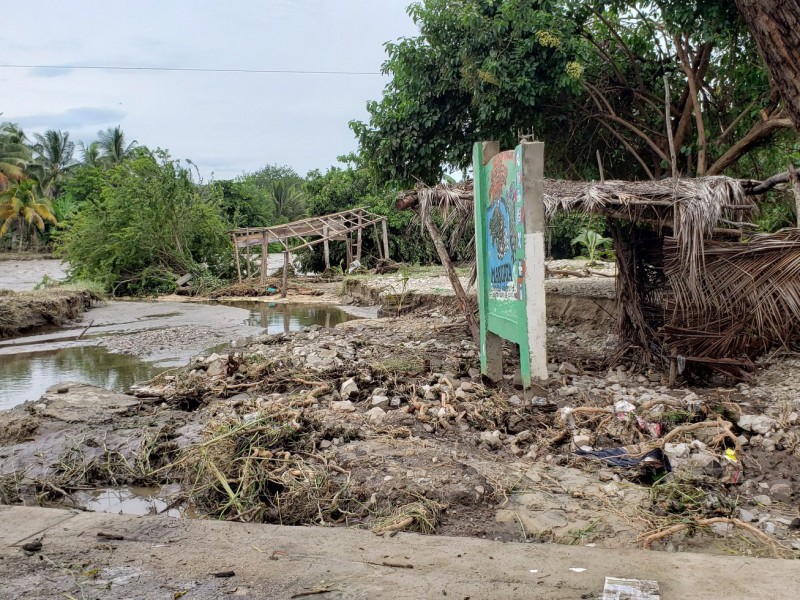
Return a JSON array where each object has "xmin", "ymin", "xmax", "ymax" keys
[{"xmin": 0, "ymin": 288, "xmax": 101, "ymax": 339}]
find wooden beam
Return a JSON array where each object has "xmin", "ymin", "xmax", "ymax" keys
[
  {"xmin": 245, "ymin": 228, "xmax": 251, "ymax": 279},
  {"xmin": 422, "ymin": 211, "xmax": 479, "ymax": 342},
  {"xmin": 345, "ymin": 237, "xmax": 352, "ymax": 269}
]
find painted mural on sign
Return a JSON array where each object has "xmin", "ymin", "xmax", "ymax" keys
[{"xmin": 486, "ymin": 150, "xmax": 525, "ymax": 301}]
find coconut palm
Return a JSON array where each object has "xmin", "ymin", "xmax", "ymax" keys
[
  {"xmin": 79, "ymin": 141, "xmax": 102, "ymax": 167},
  {"xmin": 96, "ymin": 126, "xmax": 137, "ymax": 165},
  {"xmin": 33, "ymin": 129, "xmax": 76, "ymax": 196},
  {"xmin": 0, "ymin": 123, "xmax": 32, "ymax": 192},
  {"xmin": 268, "ymin": 179, "xmax": 306, "ymax": 222},
  {"xmin": 0, "ymin": 179, "xmax": 57, "ymax": 250}
]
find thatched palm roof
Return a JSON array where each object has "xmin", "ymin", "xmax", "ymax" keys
[{"xmin": 398, "ymin": 176, "xmax": 800, "ymax": 379}]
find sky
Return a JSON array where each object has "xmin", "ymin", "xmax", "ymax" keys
[{"xmin": 0, "ymin": 0, "xmax": 419, "ymax": 180}]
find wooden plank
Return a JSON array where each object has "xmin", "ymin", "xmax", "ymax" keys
[{"xmin": 345, "ymin": 237, "xmax": 352, "ymax": 269}]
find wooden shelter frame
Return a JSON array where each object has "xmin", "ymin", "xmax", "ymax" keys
[{"xmin": 230, "ymin": 207, "xmax": 390, "ymax": 297}]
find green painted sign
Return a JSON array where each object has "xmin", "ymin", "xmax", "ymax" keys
[{"xmin": 473, "ymin": 141, "xmax": 548, "ymax": 387}]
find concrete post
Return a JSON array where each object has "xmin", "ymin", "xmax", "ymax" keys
[{"xmin": 521, "ymin": 142, "xmax": 548, "ymax": 381}]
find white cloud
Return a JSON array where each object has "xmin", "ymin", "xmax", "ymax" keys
[{"xmin": 1, "ymin": 0, "xmax": 418, "ymax": 179}]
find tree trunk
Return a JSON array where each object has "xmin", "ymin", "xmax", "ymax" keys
[{"xmin": 735, "ymin": 0, "xmax": 800, "ymax": 131}]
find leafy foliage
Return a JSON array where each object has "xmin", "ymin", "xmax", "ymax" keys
[
  {"xmin": 298, "ymin": 156, "xmax": 439, "ymax": 271},
  {"xmin": 55, "ymin": 152, "xmax": 230, "ymax": 295}
]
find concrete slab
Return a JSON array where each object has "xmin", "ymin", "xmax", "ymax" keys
[
  {"xmin": 0, "ymin": 506, "xmax": 796, "ymax": 599},
  {"xmin": 38, "ymin": 383, "xmax": 140, "ymax": 423}
]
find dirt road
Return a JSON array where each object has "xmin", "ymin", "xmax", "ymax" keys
[{"xmin": 1, "ymin": 505, "xmax": 796, "ymax": 599}]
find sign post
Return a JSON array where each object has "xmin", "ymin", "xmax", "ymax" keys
[{"xmin": 473, "ymin": 141, "xmax": 548, "ymax": 387}]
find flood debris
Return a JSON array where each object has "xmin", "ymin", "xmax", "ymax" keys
[
  {"xmin": 0, "ymin": 286, "xmax": 102, "ymax": 338},
  {"xmin": 1, "ymin": 287, "xmax": 798, "ymax": 558}
]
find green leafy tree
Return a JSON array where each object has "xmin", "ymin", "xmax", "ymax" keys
[
  {"xmin": 55, "ymin": 152, "xmax": 229, "ymax": 295},
  {"xmin": 298, "ymin": 156, "xmax": 438, "ymax": 271},
  {"xmin": 216, "ymin": 179, "xmax": 274, "ymax": 228},
  {"xmin": 351, "ymin": 0, "xmax": 586, "ymax": 184},
  {"xmin": 236, "ymin": 164, "xmax": 306, "ymax": 223}
]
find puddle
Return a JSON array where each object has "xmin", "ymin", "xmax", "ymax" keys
[
  {"xmin": 221, "ymin": 301, "xmax": 365, "ymax": 334},
  {"xmin": 0, "ymin": 346, "xmax": 159, "ymax": 411},
  {"xmin": 70, "ymin": 485, "xmax": 193, "ymax": 518},
  {"xmin": 0, "ymin": 302, "xmax": 372, "ymax": 410}
]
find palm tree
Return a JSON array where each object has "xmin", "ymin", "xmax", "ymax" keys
[
  {"xmin": 33, "ymin": 129, "xmax": 76, "ymax": 196},
  {"xmin": 0, "ymin": 123, "xmax": 33, "ymax": 192},
  {"xmin": 96, "ymin": 126, "xmax": 137, "ymax": 165},
  {"xmin": 0, "ymin": 179, "xmax": 57, "ymax": 250},
  {"xmin": 79, "ymin": 141, "xmax": 102, "ymax": 167},
  {"xmin": 268, "ymin": 179, "xmax": 306, "ymax": 222}
]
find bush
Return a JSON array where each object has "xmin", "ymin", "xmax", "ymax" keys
[{"xmin": 55, "ymin": 151, "xmax": 231, "ymax": 295}]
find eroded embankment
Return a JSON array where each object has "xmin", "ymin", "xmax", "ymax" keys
[{"xmin": 0, "ymin": 288, "xmax": 102, "ymax": 338}]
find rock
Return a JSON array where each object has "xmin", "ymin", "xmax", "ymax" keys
[
  {"xmin": 340, "ymin": 378, "xmax": 359, "ymax": 399},
  {"xmin": 737, "ymin": 414, "xmax": 775, "ymax": 435},
  {"xmin": 763, "ymin": 522, "xmax": 776, "ymax": 535},
  {"xmin": 331, "ymin": 400, "xmax": 355, "ymax": 412},
  {"xmin": 572, "ymin": 434, "xmax": 591, "ymax": 450},
  {"xmin": 390, "ymin": 397, "xmax": 402, "ymax": 408},
  {"xmin": 371, "ymin": 395, "xmax": 389, "ymax": 407},
  {"xmin": 468, "ymin": 368, "xmax": 481, "ymax": 379},
  {"xmin": 558, "ymin": 386, "xmax": 578, "ymax": 397},
  {"xmin": 614, "ymin": 400, "xmax": 636, "ymax": 414},
  {"xmin": 664, "ymin": 442, "xmax": 690, "ymax": 459},
  {"xmin": 761, "ymin": 438, "xmax": 776, "ymax": 452},
  {"xmin": 365, "ymin": 407, "xmax": 386, "ymax": 425},
  {"xmin": 558, "ymin": 362, "xmax": 579, "ymax": 375},
  {"xmin": 206, "ymin": 360, "xmax": 226, "ymax": 378},
  {"xmin": 319, "ymin": 440, "xmax": 332, "ymax": 449},
  {"xmin": 455, "ymin": 388, "xmax": 468, "ymax": 400},
  {"xmin": 480, "ymin": 430, "xmax": 502, "ymax": 449},
  {"xmin": 738, "ymin": 508, "xmax": 756, "ymax": 523},
  {"xmin": 752, "ymin": 494, "xmax": 772, "ymax": 506},
  {"xmin": 788, "ymin": 412, "xmax": 799, "ymax": 425},
  {"xmin": 711, "ymin": 522, "xmax": 732, "ymax": 537},
  {"xmin": 769, "ymin": 482, "xmax": 793, "ymax": 503},
  {"xmin": 460, "ymin": 381, "xmax": 475, "ymax": 393},
  {"xmin": 507, "ymin": 394, "xmax": 522, "ymax": 406}
]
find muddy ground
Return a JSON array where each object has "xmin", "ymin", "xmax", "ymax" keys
[{"xmin": 1, "ymin": 268, "xmax": 798, "ymax": 564}]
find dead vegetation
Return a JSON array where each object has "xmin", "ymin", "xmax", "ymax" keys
[{"xmin": 0, "ymin": 287, "xmax": 103, "ymax": 338}]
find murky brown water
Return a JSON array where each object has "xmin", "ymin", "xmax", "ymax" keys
[{"xmin": 0, "ymin": 303, "xmax": 367, "ymax": 409}]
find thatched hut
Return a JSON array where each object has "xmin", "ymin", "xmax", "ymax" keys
[{"xmin": 397, "ymin": 176, "xmax": 800, "ymax": 381}]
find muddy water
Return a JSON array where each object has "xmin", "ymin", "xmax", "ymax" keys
[{"xmin": 0, "ymin": 302, "xmax": 366, "ymax": 410}]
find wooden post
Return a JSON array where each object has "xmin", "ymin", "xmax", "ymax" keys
[
  {"xmin": 788, "ymin": 164, "xmax": 800, "ymax": 227},
  {"xmin": 356, "ymin": 211, "xmax": 363, "ymax": 262},
  {"xmin": 232, "ymin": 233, "xmax": 242, "ymax": 283},
  {"xmin": 373, "ymin": 223, "xmax": 384, "ymax": 260},
  {"xmin": 381, "ymin": 218, "xmax": 390, "ymax": 260},
  {"xmin": 422, "ymin": 213, "xmax": 480, "ymax": 342},
  {"xmin": 323, "ymin": 224, "xmax": 330, "ymax": 269},
  {"xmin": 281, "ymin": 250, "xmax": 289, "ymax": 299},
  {"xmin": 260, "ymin": 231, "xmax": 268, "ymax": 285},
  {"xmin": 245, "ymin": 228, "xmax": 251, "ymax": 279},
  {"xmin": 345, "ymin": 237, "xmax": 353, "ymax": 269}
]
